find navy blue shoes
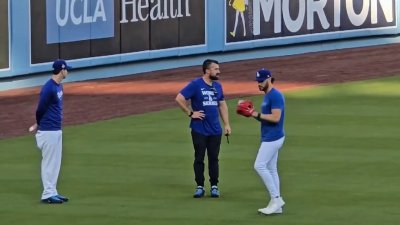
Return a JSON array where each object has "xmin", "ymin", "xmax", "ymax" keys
[
  {"xmin": 193, "ymin": 186, "xmax": 220, "ymax": 198},
  {"xmin": 210, "ymin": 186, "xmax": 220, "ymax": 198},
  {"xmin": 55, "ymin": 194, "xmax": 69, "ymax": 202},
  {"xmin": 193, "ymin": 186, "xmax": 205, "ymax": 198},
  {"xmin": 41, "ymin": 195, "xmax": 69, "ymax": 204},
  {"xmin": 41, "ymin": 196, "xmax": 63, "ymax": 204}
]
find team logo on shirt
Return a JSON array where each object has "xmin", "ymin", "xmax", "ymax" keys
[
  {"xmin": 202, "ymin": 90, "xmax": 218, "ymax": 106},
  {"xmin": 57, "ymin": 90, "xmax": 63, "ymax": 100}
]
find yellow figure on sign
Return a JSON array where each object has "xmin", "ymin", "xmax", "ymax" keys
[{"xmin": 229, "ymin": 0, "xmax": 248, "ymax": 37}]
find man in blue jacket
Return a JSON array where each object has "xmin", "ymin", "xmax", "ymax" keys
[{"xmin": 29, "ymin": 59, "xmax": 72, "ymax": 204}]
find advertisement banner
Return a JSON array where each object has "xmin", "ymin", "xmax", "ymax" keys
[
  {"xmin": 0, "ymin": 0, "xmax": 9, "ymax": 69},
  {"xmin": 226, "ymin": 0, "xmax": 398, "ymax": 43},
  {"xmin": 31, "ymin": 0, "xmax": 205, "ymax": 64},
  {"xmin": 46, "ymin": 0, "xmax": 115, "ymax": 44}
]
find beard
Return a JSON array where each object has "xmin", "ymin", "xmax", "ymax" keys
[
  {"xmin": 263, "ymin": 83, "xmax": 270, "ymax": 92},
  {"xmin": 210, "ymin": 74, "xmax": 219, "ymax": 80},
  {"xmin": 258, "ymin": 82, "xmax": 269, "ymax": 92}
]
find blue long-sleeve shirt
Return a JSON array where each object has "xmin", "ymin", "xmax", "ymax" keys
[{"xmin": 36, "ymin": 79, "xmax": 63, "ymax": 131}]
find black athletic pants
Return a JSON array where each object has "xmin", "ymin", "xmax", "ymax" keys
[{"xmin": 191, "ymin": 130, "xmax": 222, "ymax": 187}]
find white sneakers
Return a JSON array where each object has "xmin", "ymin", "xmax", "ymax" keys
[
  {"xmin": 273, "ymin": 207, "xmax": 283, "ymax": 214},
  {"xmin": 258, "ymin": 197, "xmax": 285, "ymax": 215}
]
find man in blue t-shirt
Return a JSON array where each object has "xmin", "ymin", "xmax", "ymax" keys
[
  {"xmin": 175, "ymin": 59, "xmax": 232, "ymax": 198},
  {"xmin": 29, "ymin": 59, "xmax": 72, "ymax": 204},
  {"xmin": 243, "ymin": 68, "xmax": 286, "ymax": 215}
]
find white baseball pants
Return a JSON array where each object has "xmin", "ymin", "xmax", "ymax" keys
[
  {"xmin": 254, "ymin": 137, "xmax": 285, "ymax": 198},
  {"xmin": 35, "ymin": 130, "xmax": 63, "ymax": 200}
]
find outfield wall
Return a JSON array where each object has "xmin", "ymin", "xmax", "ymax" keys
[{"xmin": 0, "ymin": 0, "xmax": 400, "ymax": 85}]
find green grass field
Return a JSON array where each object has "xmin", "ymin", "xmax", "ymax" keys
[{"xmin": 1, "ymin": 76, "xmax": 399, "ymax": 225}]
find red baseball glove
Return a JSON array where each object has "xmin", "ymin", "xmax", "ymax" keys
[{"xmin": 236, "ymin": 100, "xmax": 255, "ymax": 117}]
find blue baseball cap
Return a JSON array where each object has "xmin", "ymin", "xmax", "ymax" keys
[
  {"xmin": 52, "ymin": 59, "xmax": 72, "ymax": 72},
  {"xmin": 255, "ymin": 68, "xmax": 272, "ymax": 82}
]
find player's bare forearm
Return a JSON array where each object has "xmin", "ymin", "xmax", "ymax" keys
[
  {"xmin": 175, "ymin": 93, "xmax": 192, "ymax": 115},
  {"xmin": 176, "ymin": 93, "xmax": 205, "ymax": 119},
  {"xmin": 251, "ymin": 109, "xmax": 281, "ymax": 123},
  {"xmin": 219, "ymin": 101, "xmax": 231, "ymax": 135}
]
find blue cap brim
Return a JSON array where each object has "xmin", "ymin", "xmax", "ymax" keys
[{"xmin": 256, "ymin": 78, "xmax": 267, "ymax": 82}]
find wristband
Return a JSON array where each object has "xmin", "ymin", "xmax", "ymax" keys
[
  {"xmin": 256, "ymin": 112, "xmax": 261, "ymax": 119},
  {"xmin": 188, "ymin": 111, "xmax": 194, "ymax": 117}
]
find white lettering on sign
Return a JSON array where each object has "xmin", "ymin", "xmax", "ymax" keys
[
  {"xmin": 252, "ymin": 0, "xmax": 395, "ymax": 35},
  {"xmin": 56, "ymin": 0, "xmax": 107, "ymax": 26},
  {"xmin": 120, "ymin": 0, "xmax": 191, "ymax": 23}
]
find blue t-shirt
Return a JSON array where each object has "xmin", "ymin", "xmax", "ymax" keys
[
  {"xmin": 180, "ymin": 78, "xmax": 224, "ymax": 136},
  {"xmin": 260, "ymin": 88, "xmax": 285, "ymax": 142},
  {"xmin": 36, "ymin": 79, "xmax": 63, "ymax": 131}
]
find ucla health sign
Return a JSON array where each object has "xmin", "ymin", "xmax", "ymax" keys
[
  {"xmin": 32, "ymin": 0, "xmax": 205, "ymax": 64},
  {"xmin": 46, "ymin": 0, "xmax": 114, "ymax": 44}
]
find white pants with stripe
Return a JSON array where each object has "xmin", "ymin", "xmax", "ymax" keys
[
  {"xmin": 254, "ymin": 137, "xmax": 285, "ymax": 198},
  {"xmin": 35, "ymin": 130, "xmax": 63, "ymax": 200}
]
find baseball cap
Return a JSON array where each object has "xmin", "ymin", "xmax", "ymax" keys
[
  {"xmin": 255, "ymin": 68, "xmax": 272, "ymax": 82},
  {"xmin": 52, "ymin": 59, "xmax": 72, "ymax": 72}
]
